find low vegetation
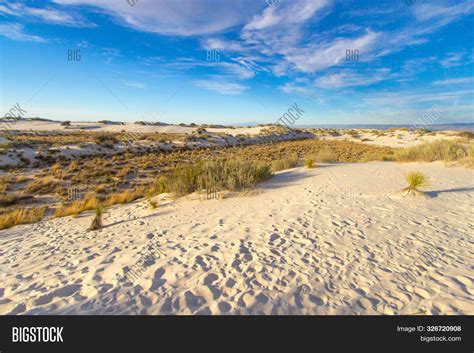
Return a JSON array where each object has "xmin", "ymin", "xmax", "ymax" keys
[
  {"xmin": 400, "ymin": 171, "xmax": 429, "ymax": 197},
  {"xmin": 164, "ymin": 159, "xmax": 273, "ymax": 197},
  {"xmin": 395, "ymin": 139, "xmax": 474, "ymax": 167},
  {"xmin": 271, "ymin": 154, "xmax": 299, "ymax": 172},
  {"xmin": 0, "ymin": 207, "xmax": 46, "ymax": 230}
]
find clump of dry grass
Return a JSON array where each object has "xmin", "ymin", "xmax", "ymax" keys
[
  {"xmin": 400, "ymin": 171, "xmax": 429, "ymax": 197},
  {"xmin": 305, "ymin": 157, "xmax": 317, "ymax": 169},
  {"xmin": 55, "ymin": 193, "xmax": 101, "ymax": 217},
  {"xmin": 313, "ymin": 149, "xmax": 337, "ymax": 163},
  {"xmin": 165, "ymin": 159, "xmax": 273, "ymax": 197},
  {"xmin": 148, "ymin": 198, "xmax": 158, "ymax": 209},
  {"xmin": 117, "ymin": 165, "xmax": 131, "ymax": 178},
  {"xmin": 104, "ymin": 189, "xmax": 145, "ymax": 206},
  {"xmin": 24, "ymin": 176, "xmax": 59, "ymax": 194},
  {"xmin": 271, "ymin": 154, "xmax": 299, "ymax": 172},
  {"xmin": 0, "ymin": 192, "xmax": 28, "ymax": 207},
  {"xmin": 0, "ymin": 207, "xmax": 46, "ymax": 230},
  {"xmin": 395, "ymin": 139, "xmax": 474, "ymax": 167}
]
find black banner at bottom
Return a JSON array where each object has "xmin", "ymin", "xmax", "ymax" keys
[{"xmin": 0, "ymin": 315, "xmax": 472, "ymax": 352}]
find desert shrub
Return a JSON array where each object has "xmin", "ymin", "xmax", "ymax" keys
[
  {"xmin": 0, "ymin": 142, "xmax": 10, "ymax": 153},
  {"xmin": 314, "ymin": 149, "xmax": 337, "ymax": 163},
  {"xmin": 147, "ymin": 176, "xmax": 168, "ymax": 197},
  {"xmin": 55, "ymin": 193, "xmax": 100, "ymax": 217},
  {"xmin": 148, "ymin": 199, "xmax": 158, "ymax": 209},
  {"xmin": 395, "ymin": 140, "xmax": 473, "ymax": 166},
  {"xmin": 0, "ymin": 207, "xmax": 46, "ymax": 230},
  {"xmin": 165, "ymin": 159, "xmax": 272, "ymax": 196},
  {"xmin": 93, "ymin": 133, "xmax": 118, "ymax": 147},
  {"xmin": 456, "ymin": 131, "xmax": 474, "ymax": 139},
  {"xmin": 0, "ymin": 192, "xmax": 29, "ymax": 207},
  {"xmin": 117, "ymin": 165, "xmax": 131, "ymax": 178},
  {"xmin": 24, "ymin": 177, "xmax": 59, "ymax": 194},
  {"xmin": 305, "ymin": 157, "xmax": 316, "ymax": 169},
  {"xmin": 104, "ymin": 187, "xmax": 147, "ymax": 207},
  {"xmin": 271, "ymin": 154, "xmax": 299, "ymax": 172}
]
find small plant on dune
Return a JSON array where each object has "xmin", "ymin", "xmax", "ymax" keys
[
  {"xmin": 88, "ymin": 205, "xmax": 104, "ymax": 231},
  {"xmin": 400, "ymin": 171, "xmax": 429, "ymax": 197},
  {"xmin": 148, "ymin": 198, "xmax": 158, "ymax": 209},
  {"xmin": 305, "ymin": 157, "xmax": 317, "ymax": 169}
]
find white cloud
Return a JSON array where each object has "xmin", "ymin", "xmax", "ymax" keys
[
  {"xmin": 244, "ymin": 0, "xmax": 328, "ymax": 31},
  {"xmin": 440, "ymin": 52, "xmax": 466, "ymax": 68},
  {"xmin": 413, "ymin": 1, "xmax": 474, "ymax": 23},
  {"xmin": 286, "ymin": 30, "xmax": 380, "ymax": 73},
  {"xmin": 53, "ymin": 0, "xmax": 264, "ymax": 36},
  {"xmin": 0, "ymin": 2, "xmax": 94, "ymax": 27},
  {"xmin": 142, "ymin": 57, "xmax": 256, "ymax": 80},
  {"xmin": 193, "ymin": 79, "xmax": 247, "ymax": 95},
  {"xmin": 0, "ymin": 23, "xmax": 46, "ymax": 42},
  {"xmin": 432, "ymin": 77, "xmax": 474, "ymax": 86},
  {"xmin": 123, "ymin": 81, "xmax": 145, "ymax": 89},
  {"xmin": 315, "ymin": 68, "xmax": 391, "ymax": 88}
]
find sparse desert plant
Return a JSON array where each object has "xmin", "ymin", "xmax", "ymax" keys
[
  {"xmin": 400, "ymin": 171, "xmax": 429, "ymax": 197},
  {"xmin": 23, "ymin": 176, "xmax": 59, "ymax": 194},
  {"xmin": 271, "ymin": 154, "xmax": 299, "ymax": 172},
  {"xmin": 395, "ymin": 139, "xmax": 473, "ymax": 167},
  {"xmin": 305, "ymin": 157, "xmax": 316, "ymax": 169},
  {"xmin": 314, "ymin": 149, "xmax": 337, "ymax": 163},
  {"xmin": 88, "ymin": 205, "xmax": 104, "ymax": 231},
  {"xmin": 55, "ymin": 193, "xmax": 100, "ymax": 218},
  {"xmin": 117, "ymin": 165, "xmax": 131, "ymax": 178},
  {"xmin": 0, "ymin": 207, "xmax": 46, "ymax": 230},
  {"xmin": 148, "ymin": 198, "xmax": 158, "ymax": 209},
  {"xmin": 165, "ymin": 159, "xmax": 272, "ymax": 197},
  {"xmin": 93, "ymin": 133, "xmax": 118, "ymax": 147}
]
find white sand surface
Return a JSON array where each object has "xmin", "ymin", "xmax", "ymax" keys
[
  {"xmin": 0, "ymin": 162, "xmax": 472, "ymax": 315},
  {"xmin": 0, "ymin": 120, "xmax": 266, "ymax": 136}
]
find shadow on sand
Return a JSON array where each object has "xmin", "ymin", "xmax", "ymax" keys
[{"xmin": 426, "ymin": 187, "xmax": 474, "ymax": 198}]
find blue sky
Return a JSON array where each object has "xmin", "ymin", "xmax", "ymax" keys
[{"xmin": 0, "ymin": 0, "xmax": 473, "ymax": 125}]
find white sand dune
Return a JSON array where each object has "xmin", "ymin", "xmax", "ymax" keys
[{"xmin": 0, "ymin": 162, "xmax": 472, "ymax": 315}]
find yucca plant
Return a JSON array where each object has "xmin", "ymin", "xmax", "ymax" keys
[
  {"xmin": 400, "ymin": 171, "xmax": 429, "ymax": 197},
  {"xmin": 88, "ymin": 204, "xmax": 104, "ymax": 231}
]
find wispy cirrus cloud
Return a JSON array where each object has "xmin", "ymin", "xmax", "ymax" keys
[
  {"xmin": 440, "ymin": 52, "xmax": 470, "ymax": 68},
  {"xmin": 0, "ymin": 23, "xmax": 46, "ymax": 42},
  {"xmin": 53, "ymin": 0, "xmax": 264, "ymax": 35},
  {"xmin": 123, "ymin": 81, "xmax": 145, "ymax": 89},
  {"xmin": 193, "ymin": 79, "xmax": 247, "ymax": 95},
  {"xmin": 412, "ymin": 1, "xmax": 474, "ymax": 23},
  {"xmin": 315, "ymin": 68, "xmax": 391, "ymax": 88},
  {"xmin": 0, "ymin": 2, "xmax": 95, "ymax": 27},
  {"xmin": 432, "ymin": 77, "xmax": 474, "ymax": 86},
  {"xmin": 142, "ymin": 56, "xmax": 257, "ymax": 80}
]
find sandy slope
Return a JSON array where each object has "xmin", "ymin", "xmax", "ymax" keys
[{"xmin": 0, "ymin": 162, "xmax": 472, "ymax": 315}]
